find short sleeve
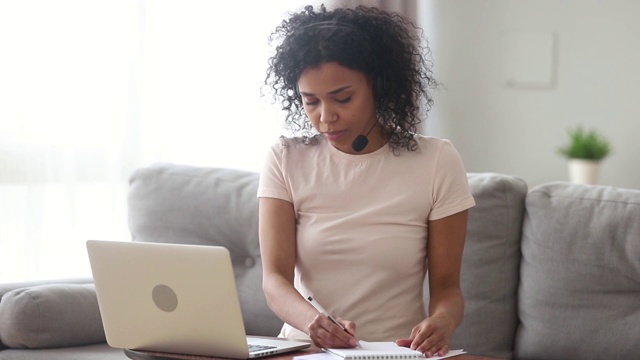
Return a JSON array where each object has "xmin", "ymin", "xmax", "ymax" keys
[
  {"xmin": 257, "ymin": 139, "xmax": 292, "ymax": 202},
  {"xmin": 429, "ymin": 140, "xmax": 476, "ymax": 220}
]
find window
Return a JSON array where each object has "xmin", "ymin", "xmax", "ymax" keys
[{"xmin": 0, "ymin": 0, "xmax": 320, "ymax": 282}]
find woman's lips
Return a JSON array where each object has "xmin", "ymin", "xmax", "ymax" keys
[{"xmin": 323, "ymin": 130, "xmax": 346, "ymax": 141}]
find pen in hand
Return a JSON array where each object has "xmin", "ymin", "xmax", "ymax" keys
[{"xmin": 307, "ymin": 296, "xmax": 362, "ymax": 348}]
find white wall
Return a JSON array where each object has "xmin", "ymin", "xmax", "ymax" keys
[{"xmin": 419, "ymin": 0, "xmax": 640, "ymax": 189}]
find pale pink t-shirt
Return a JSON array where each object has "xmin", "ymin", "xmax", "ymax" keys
[{"xmin": 257, "ymin": 135, "xmax": 475, "ymax": 341}]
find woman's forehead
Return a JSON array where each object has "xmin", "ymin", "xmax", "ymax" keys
[{"xmin": 297, "ymin": 62, "xmax": 369, "ymax": 93}]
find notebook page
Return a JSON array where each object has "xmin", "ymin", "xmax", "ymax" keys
[{"xmin": 320, "ymin": 342, "xmax": 466, "ymax": 360}]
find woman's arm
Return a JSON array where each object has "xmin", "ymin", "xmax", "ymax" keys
[
  {"xmin": 258, "ymin": 197, "xmax": 358, "ymax": 348},
  {"xmin": 396, "ymin": 209, "xmax": 468, "ymax": 357}
]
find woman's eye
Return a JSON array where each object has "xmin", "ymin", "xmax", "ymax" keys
[
  {"xmin": 336, "ymin": 96, "xmax": 351, "ymax": 104},
  {"xmin": 304, "ymin": 99, "xmax": 319, "ymax": 106}
]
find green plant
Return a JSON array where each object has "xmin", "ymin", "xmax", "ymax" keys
[{"xmin": 558, "ymin": 126, "xmax": 611, "ymax": 160}]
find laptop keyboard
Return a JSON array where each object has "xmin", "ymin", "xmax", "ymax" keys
[{"xmin": 248, "ymin": 344, "xmax": 277, "ymax": 353}]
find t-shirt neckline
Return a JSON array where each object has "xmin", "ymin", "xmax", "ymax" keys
[{"xmin": 323, "ymin": 137, "xmax": 390, "ymax": 161}]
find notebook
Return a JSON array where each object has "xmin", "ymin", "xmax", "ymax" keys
[
  {"xmin": 86, "ymin": 240, "xmax": 310, "ymax": 359},
  {"xmin": 318, "ymin": 341, "xmax": 466, "ymax": 360}
]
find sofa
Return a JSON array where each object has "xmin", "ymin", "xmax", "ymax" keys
[{"xmin": 0, "ymin": 163, "xmax": 638, "ymax": 360}]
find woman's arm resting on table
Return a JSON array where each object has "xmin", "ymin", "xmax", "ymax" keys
[
  {"xmin": 258, "ymin": 197, "xmax": 358, "ymax": 348},
  {"xmin": 396, "ymin": 210, "xmax": 468, "ymax": 357}
]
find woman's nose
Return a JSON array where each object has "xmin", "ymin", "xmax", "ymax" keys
[{"xmin": 320, "ymin": 104, "xmax": 338, "ymax": 123}]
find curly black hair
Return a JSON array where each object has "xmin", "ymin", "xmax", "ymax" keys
[{"xmin": 264, "ymin": 3, "xmax": 437, "ymax": 152}]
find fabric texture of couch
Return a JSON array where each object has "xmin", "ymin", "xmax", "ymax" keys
[{"xmin": 0, "ymin": 163, "xmax": 638, "ymax": 360}]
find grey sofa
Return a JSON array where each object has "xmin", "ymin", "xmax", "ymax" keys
[{"xmin": 0, "ymin": 163, "xmax": 638, "ymax": 360}]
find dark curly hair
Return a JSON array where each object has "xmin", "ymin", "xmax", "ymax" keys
[{"xmin": 264, "ymin": 3, "xmax": 437, "ymax": 152}]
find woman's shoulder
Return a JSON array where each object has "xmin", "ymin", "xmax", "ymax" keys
[
  {"xmin": 412, "ymin": 134, "xmax": 456, "ymax": 151},
  {"xmin": 266, "ymin": 135, "xmax": 325, "ymax": 164},
  {"xmin": 271, "ymin": 135, "xmax": 322, "ymax": 149}
]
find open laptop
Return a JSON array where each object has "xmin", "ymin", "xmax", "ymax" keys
[{"xmin": 86, "ymin": 240, "xmax": 310, "ymax": 359}]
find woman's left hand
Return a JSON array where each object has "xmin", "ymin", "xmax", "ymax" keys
[
  {"xmin": 398, "ymin": 210, "xmax": 468, "ymax": 357},
  {"xmin": 395, "ymin": 314, "xmax": 455, "ymax": 358}
]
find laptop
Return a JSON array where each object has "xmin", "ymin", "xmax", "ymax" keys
[{"xmin": 86, "ymin": 240, "xmax": 310, "ymax": 359}]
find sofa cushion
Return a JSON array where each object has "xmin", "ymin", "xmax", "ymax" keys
[
  {"xmin": 127, "ymin": 163, "xmax": 283, "ymax": 337},
  {"xmin": 436, "ymin": 173, "xmax": 527, "ymax": 359},
  {"xmin": 0, "ymin": 283, "xmax": 105, "ymax": 349},
  {"xmin": 516, "ymin": 182, "xmax": 640, "ymax": 360}
]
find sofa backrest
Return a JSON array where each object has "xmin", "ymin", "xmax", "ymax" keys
[
  {"xmin": 426, "ymin": 172, "xmax": 528, "ymax": 360},
  {"xmin": 127, "ymin": 163, "xmax": 282, "ymax": 336},
  {"xmin": 516, "ymin": 182, "xmax": 640, "ymax": 360},
  {"xmin": 128, "ymin": 164, "xmax": 531, "ymax": 356}
]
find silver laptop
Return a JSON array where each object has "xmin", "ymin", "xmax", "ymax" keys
[{"xmin": 86, "ymin": 240, "xmax": 310, "ymax": 358}]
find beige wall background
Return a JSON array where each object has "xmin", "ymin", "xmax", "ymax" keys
[{"xmin": 417, "ymin": 0, "xmax": 640, "ymax": 189}]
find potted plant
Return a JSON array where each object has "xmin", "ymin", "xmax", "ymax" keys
[{"xmin": 558, "ymin": 125, "xmax": 611, "ymax": 184}]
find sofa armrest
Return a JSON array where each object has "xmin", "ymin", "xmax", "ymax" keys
[
  {"xmin": 0, "ymin": 279, "xmax": 105, "ymax": 349},
  {"xmin": 0, "ymin": 277, "xmax": 94, "ymax": 299}
]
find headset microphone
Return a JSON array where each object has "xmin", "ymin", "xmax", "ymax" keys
[{"xmin": 351, "ymin": 121, "xmax": 378, "ymax": 152}]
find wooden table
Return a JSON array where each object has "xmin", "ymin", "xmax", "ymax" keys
[{"xmin": 125, "ymin": 344, "xmax": 503, "ymax": 360}]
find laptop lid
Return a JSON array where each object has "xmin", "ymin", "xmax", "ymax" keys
[{"xmin": 86, "ymin": 240, "xmax": 309, "ymax": 359}]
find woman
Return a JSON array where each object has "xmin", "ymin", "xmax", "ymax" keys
[{"xmin": 258, "ymin": 4, "xmax": 475, "ymax": 358}]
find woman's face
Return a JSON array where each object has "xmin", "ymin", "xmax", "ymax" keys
[{"xmin": 297, "ymin": 62, "xmax": 382, "ymax": 154}]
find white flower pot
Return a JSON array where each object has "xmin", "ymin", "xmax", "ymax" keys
[{"xmin": 567, "ymin": 159, "xmax": 601, "ymax": 185}]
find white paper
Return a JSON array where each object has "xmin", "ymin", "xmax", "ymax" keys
[{"xmin": 294, "ymin": 342, "xmax": 466, "ymax": 360}]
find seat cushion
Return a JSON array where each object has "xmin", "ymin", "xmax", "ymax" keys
[
  {"xmin": 127, "ymin": 163, "xmax": 283, "ymax": 336},
  {"xmin": 427, "ymin": 173, "xmax": 528, "ymax": 359},
  {"xmin": 516, "ymin": 182, "xmax": 640, "ymax": 360}
]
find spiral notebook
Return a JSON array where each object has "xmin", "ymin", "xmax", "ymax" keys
[{"xmin": 297, "ymin": 341, "xmax": 465, "ymax": 360}]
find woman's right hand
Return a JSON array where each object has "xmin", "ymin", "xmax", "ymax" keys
[
  {"xmin": 260, "ymin": 197, "xmax": 359, "ymax": 349},
  {"xmin": 307, "ymin": 314, "xmax": 359, "ymax": 349}
]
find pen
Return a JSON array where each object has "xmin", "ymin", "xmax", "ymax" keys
[{"xmin": 307, "ymin": 295, "xmax": 362, "ymax": 348}]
